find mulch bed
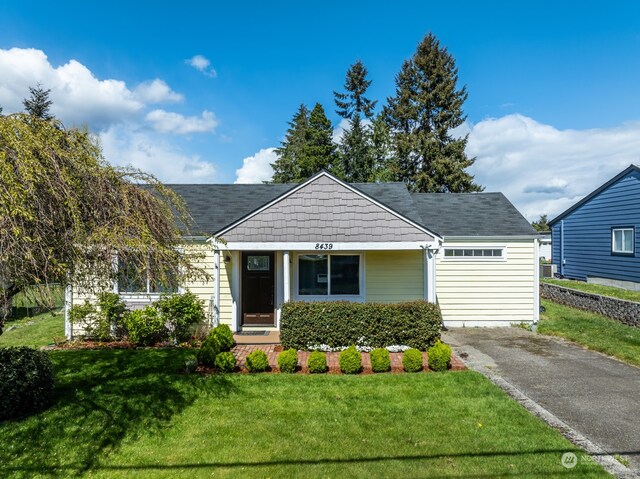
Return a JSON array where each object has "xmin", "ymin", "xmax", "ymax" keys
[{"xmin": 44, "ymin": 341, "xmax": 466, "ymax": 374}]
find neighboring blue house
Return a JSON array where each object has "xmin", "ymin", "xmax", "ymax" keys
[{"xmin": 549, "ymin": 165, "xmax": 640, "ymax": 289}]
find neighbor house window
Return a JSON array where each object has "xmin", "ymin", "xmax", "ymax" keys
[
  {"xmin": 443, "ymin": 248, "xmax": 505, "ymax": 260},
  {"xmin": 612, "ymin": 227, "xmax": 634, "ymax": 255},
  {"xmin": 117, "ymin": 257, "xmax": 179, "ymax": 294},
  {"xmin": 297, "ymin": 254, "xmax": 361, "ymax": 297}
]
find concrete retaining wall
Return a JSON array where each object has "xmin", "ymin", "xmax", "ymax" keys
[{"xmin": 540, "ymin": 282, "xmax": 640, "ymax": 327}]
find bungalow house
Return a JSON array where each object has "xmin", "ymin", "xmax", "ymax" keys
[
  {"xmin": 549, "ymin": 164, "xmax": 640, "ymax": 290},
  {"xmin": 66, "ymin": 171, "xmax": 539, "ymax": 337}
]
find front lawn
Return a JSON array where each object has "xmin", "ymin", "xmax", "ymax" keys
[
  {"xmin": 0, "ymin": 349, "xmax": 608, "ymax": 478},
  {"xmin": 0, "ymin": 309, "xmax": 64, "ymax": 348},
  {"xmin": 538, "ymin": 299, "xmax": 640, "ymax": 367},
  {"xmin": 542, "ymin": 277, "xmax": 640, "ymax": 302}
]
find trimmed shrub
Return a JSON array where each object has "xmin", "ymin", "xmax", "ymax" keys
[
  {"xmin": 428, "ymin": 340, "xmax": 452, "ymax": 372},
  {"xmin": 280, "ymin": 300, "xmax": 441, "ymax": 351},
  {"xmin": 402, "ymin": 348, "xmax": 424, "ymax": 373},
  {"xmin": 370, "ymin": 348, "xmax": 391, "ymax": 373},
  {"xmin": 0, "ymin": 347, "xmax": 54, "ymax": 420},
  {"xmin": 197, "ymin": 334, "xmax": 221, "ymax": 367},
  {"xmin": 211, "ymin": 324, "xmax": 235, "ymax": 351},
  {"xmin": 246, "ymin": 350, "xmax": 269, "ymax": 373},
  {"xmin": 339, "ymin": 345, "xmax": 362, "ymax": 374},
  {"xmin": 307, "ymin": 351, "xmax": 328, "ymax": 373},
  {"xmin": 69, "ymin": 293, "xmax": 127, "ymax": 341},
  {"xmin": 277, "ymin": 348, "xmax": 298, "ymax": 373},
  {"xmin": 123, "ymin": 306, "xmax": 168, "ymax": 346},
  {"xmin": 215, "ymin": 351, "xmax": 237, "ymax": 373},
  {"xmin": 156, "ymin": 292, "xmax": 206, "ymax": 343}
]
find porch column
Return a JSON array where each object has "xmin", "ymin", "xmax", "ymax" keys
[
  {"xmin": 64, "ymin": 280, "xmax": 73, "ymax": 340},
  {"xmin": 213, "ymin": 249, "xmax": 220, "ymax": 326},
  {"xmin": 283, "ymin": 250, "xmax": 290, "ymax": 303},
  {"xmin": 425, "ymin": 248, "xmax": 437, "ymax": 303}
]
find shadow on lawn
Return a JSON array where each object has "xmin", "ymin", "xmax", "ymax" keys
[{"xmin": 0, "ymin": 349, "xmax": 235, "ymax": 477}]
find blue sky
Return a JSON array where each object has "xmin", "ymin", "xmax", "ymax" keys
[{"xmin": 1, "ymin": 1, "xmax": 640, "ymax": 218}]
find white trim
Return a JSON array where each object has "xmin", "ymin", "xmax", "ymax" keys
[
  {"xmin": 283, "ymin": 251, "xmax": 290, "ymax": 303},
  {"xmin": 611, "ymin": 227, "xmax": 634, "ymax": 254},
  {"xmin": 218, "ymin": 241, "xmax": 437, "ymax": 251},
  {"xmin": 423, "ymin": 248, "xmax": 428, "ymax": 301},
  {"xmin": 64, "ymin": 281, "xmax": 73, "ymax": 340},
  {"xmin": 213, "ymin": 249, "xmax": 220, "ymax": 326},
  {"xmin": 292, "ymin": 251, "xmax": 365, "ymax": 302},
  {"xmin": 534, "ymin": 237, "xmax": 540, "ymax": 323},
  {"xmin": 276, "ymin": 252, "xmax": 284, "ymax": 328},
  {"xmin": 210, "ymin": 171, "xmax": 442, "ymax": 241},
  {"xmin": 231, "ymin": 251, "xmax": 241, "ymax": 332},
  {"xmin": 441, "ymin": 245, "xmax": 508, "ymax": 262},
  {"xmin": 426, "ymin": 248, "xmax": 436, "ymax": 303}
]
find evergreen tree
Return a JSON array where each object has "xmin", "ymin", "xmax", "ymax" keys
[
  {"xmin": 23, "ymin": 84, "xmax": 54, "ymax": 120},
  {"xmin": 271, "ymin": 103, "xmax": 338, "ymax": 183},
  {"xmin": 531, "ymin": 214, "xmax": 550, "ymax": 233},
  {"xmin": 271, "ymin": 104, "xmax": 310, "ymax": 183},
  {"xmin": 304, "ymin": 102, "xmax": 339, "ymax": 177},
  {"xmin": 383, "ymin": 33, "xmax": 483, "ymax": 192},
  {"xmin": 334, "ymin": 61, "xmax": 377, "ymax": 182},
  {"xmin": 370, "ymin": 112, "xmax": 397, "ymax": 182}
]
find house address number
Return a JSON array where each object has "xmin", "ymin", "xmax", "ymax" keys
[{"xmin": 315, "ymin": 243, "xmax": 334, "ymax": 250}]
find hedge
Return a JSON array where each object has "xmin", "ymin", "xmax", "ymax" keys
[
  {"xmin": 0, "ymin": 347, "xmax": 55, "ymax": 420},
  {"xmin": 280, "ymin": 300, "xmax": 441, "ymax": 351}
]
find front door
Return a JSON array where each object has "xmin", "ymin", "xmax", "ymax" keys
[{"xmin": 241, "ymin": 252, "xmax": 275, "ymax": 326}]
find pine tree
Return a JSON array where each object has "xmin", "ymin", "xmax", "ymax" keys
[
  {"xmin": 334, "ymin": 61, "xmax": 377, "ymax": 182},
  {"xmin": 303, "ymin": 102, "xmax": 339, "ymax": 178},
  {"xmin": 531, "ymin": 214, "xmax": 550, "ymax": 233},
  {"xmin": 23, "ymin": 84, "xmax": 54, "ymax": 120},
  {"xmin": 383, "ymin": 33, "xmax": 483, "ymax": 193},
  {"xmin": 370, "ymin": 113, "xmax": 397, "ymax": 182},
  {"xmin": 271, "ymin": 103, "xmax": 339, "ymax": 183},
  {"xmin": 271, "ymin": 104, "xmax": 310, "ymax": 183}
]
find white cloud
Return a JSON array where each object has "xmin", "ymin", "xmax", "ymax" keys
[
  {"xmin": 467, "ymin": 114, "xmax": 640, "ymax": 220},
  {"xmin": 145, "ymin": 109, "xmax": 219, "ymax": 135},
  {"xmin": 133, "ymin": 79, "xmax": 183, "ymax": 103},
  {"xmin": 0, "ymin": 47, "xmax": 143, "ymax": 127},
  {"xmin": 100, "ymin": 125, "xmax": 217, "ymax": 183},
  {"xmin": 185, "ymin": 54, "xmax": 217, "ymax": 78},
  {"xmin": 235, "ymin": 148, "xmax": 277, "ymax": 184},
  {"xmin": 0, "ymin": 47, "xmax": 193, "ymax": 130}
]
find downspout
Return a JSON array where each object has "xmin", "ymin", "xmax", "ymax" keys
[
  {"xmin": 213, "ymin": 248, "xmax": 220, "ymax": 327},
  {"xmin": 64, "ymin": 279, "xmax": 73, "ymax": 341},
  {"xmin": 533, "ymin": 236, "xmax": 540, "ymax": 324}
]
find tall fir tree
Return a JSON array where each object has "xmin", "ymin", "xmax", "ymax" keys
[
  {"xmin": 271, "ymin": 103, "xmax": 339, "ymax": 183},
  {"xmin": 271, "ymin": 104, "xmax": 310, "ymax": 183},
  {"xmin": 334, "ymin": 60, "xmax": 377, "ymax": 182},
  {"xmin": 370, "ymin": 112, "xmax": 397, "ymax": 182},
  {"xmin": 23, "ymin": 84, "xmax": 54, "ymax": 120},
  {"xmin": 383, "ymin": 33, "xmax": 483, "ymax": 192}
]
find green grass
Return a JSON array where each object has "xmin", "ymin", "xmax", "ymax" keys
[
  {"xmin": 542, "ymin": 277, "xmax": 640, "ymax": 302},
  {"xmin": 0, "ymin": 349, "xmax": 608, "ymax": 478},
  {"xmin": 0, "ymin": 309, "xmax": 64, "ymax": 348},
  {"xmin": 539, "ymin": 299, "xmax": 640, "ymax": 367}
]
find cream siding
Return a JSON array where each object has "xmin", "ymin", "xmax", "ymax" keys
[
  {"xmin": 436, "ymin": 239, "xmax": 536, "ymax": 326},
  {"xmin": 67, "ymin": 241, "xmax": 234, "ymax": 338},
  {"xmin": 365, "ymin": 250, "xmax": 424, "ymax": 302}
]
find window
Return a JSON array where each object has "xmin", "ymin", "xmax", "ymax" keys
[
  {"xmin": 612, "ymin": 227, "xmax": 634, "ymax": 255},
  {"xmin": 443, "ymin": 248, "xmax": 505, "ymax": 259},
  {"xmin": 297, "ymin": 254, "xmax": 361, "ymax": 297},
  {"xmin": 117, "ymin": 257, "xmax": 179, "ymax": 294},
  {"xmin": 247, "ymin": 255, "xmax": 270, "ymax": 271}
]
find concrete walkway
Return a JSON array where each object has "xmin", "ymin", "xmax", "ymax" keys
[{"xmin": 443, "ymin": 327, "xmax": 640, "ymax": 477}]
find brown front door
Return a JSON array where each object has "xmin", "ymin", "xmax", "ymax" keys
[{"xmin": 241, "ymin": 252, "xmax": 275, "ymax": 326}]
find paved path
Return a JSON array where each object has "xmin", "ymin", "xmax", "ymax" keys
[{"xmin": 443, "ymin": 327, "xmax": 640, "ymax": 476}]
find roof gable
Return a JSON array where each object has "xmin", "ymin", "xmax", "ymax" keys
[
  {"xmin": 549, "ymin": 165, "xmax": 640, "ymax": 226},
  {"xmin": 216, "ymin": 171, "xmax": 438, "ymax": 243}
]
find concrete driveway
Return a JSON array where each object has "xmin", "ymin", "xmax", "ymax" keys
[{"xmin": 444, "ymin": 327, "xmax": 640, "ymax": 476}]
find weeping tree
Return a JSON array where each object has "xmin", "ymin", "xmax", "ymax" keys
[{"xmin": 0, "ymin": 113, "xmax": 207, "ymax": 333}]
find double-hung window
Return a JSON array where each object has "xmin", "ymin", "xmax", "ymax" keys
[
  {"xmin": 117, "ymin": 257, "xmax": 179, "ymax": 294},
  {"xmin": 612, "ymin": 227, "xmax": 634, "ymax": 255},
  {"xmin": 297, "ymin": 253, "xmax": 361, "ymax": 298}
]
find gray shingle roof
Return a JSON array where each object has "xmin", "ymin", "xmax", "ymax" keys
[
  {"xmin": 410, "ymin": 192, "xmax": 537, "ymax": 236},
  {"xmin": 166, "ymin": 182, "xmax": 535, "ymax": 238}
]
